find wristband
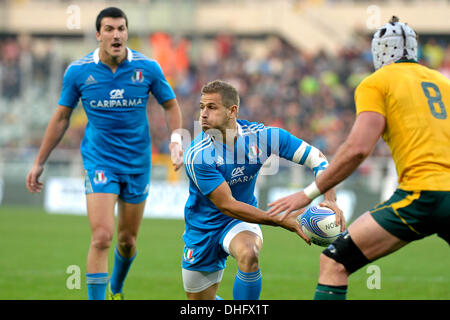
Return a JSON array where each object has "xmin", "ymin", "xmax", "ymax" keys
[
  {"xmin": 170, "ymin": 132, "xmax": 182, "ymax": 144},
  {"xmin": 303, "ymin": 181, "xmax": 321, "ymax": 200}
]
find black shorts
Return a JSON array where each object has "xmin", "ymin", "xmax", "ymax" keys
[{"xmin": 370, "ymin": 189, "xmax": 450, "ymax": 243}]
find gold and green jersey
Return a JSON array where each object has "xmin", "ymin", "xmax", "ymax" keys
[{"xmin": 355, "ymin": 61, "xmax": 450, "ymax": 191}]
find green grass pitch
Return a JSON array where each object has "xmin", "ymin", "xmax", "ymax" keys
[{"xmin": 0, "ymin": 205, "xmax": 448, "ymax": 300}]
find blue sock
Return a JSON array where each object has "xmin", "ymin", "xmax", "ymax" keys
[
  {"xmin": 86, "ymin": 272, "xmax": 109, "ymax": 300},
  {"xmin": 110, "ymin": 247, "xmax": 136, "ymax": 294},
  {"xmin": 233, "ymin": 268, "xmax": 262, "ymax": 300}
]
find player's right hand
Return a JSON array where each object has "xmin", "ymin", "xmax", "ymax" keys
[
  {"xmin": 26, "ymin": 164, "xmax": 44, "ymax": 194},
  {"xmin": 272, "ymin": 210, "xmax": 311, "ymax": 245},
  {"xmin": 169, "ymin": 141, "xmax": 183, "ymax": 171}
]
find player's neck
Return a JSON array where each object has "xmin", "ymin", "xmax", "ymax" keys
[
  {"xmin": 208, "ymin": 121, "xmax": 238, "ymax": 147},
  {"xmin": 223, "ymin": 121, "xmax": 238, "ymax": 148},
  {"xmin": 99, "ymin": 48, "xmax": 127, "ymax": 72}
]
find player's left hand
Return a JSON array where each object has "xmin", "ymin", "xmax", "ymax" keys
[
  {"xmin": 267, "ymin": 191, "xmax": 312, "ymax": 221},
  {"xmin": 169, "ymin": 142, "xmax": 183, "ymax": 171}
]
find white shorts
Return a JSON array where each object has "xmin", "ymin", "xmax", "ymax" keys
[
  {"xmin": 182, "ymin": 221, "xmax": 263, "ymax": 293},
  {"xmin": 222, "ymin": 221, "xmax": 263, "ymax": 255},
  {"xmin": 182, "ymin": 268, "xmax": 225, "ymax": 293}
]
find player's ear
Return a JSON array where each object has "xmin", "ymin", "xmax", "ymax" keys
[
  {"xmin": 228, "ymin": 105, "xmax": 238, "ymax": 119},
  {"xmin": 96, "ymin": 31, "xmax": 101, "ymax": 42}
]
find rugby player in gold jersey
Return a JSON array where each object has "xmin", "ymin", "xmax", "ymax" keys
[{"xmin": 268, "ymin": 16, "xmax": 450, "ymax": 300}]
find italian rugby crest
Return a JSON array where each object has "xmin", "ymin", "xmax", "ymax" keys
[{"xmin": 131, "ymin": 69, "xmax": 144, "ymax": 83}]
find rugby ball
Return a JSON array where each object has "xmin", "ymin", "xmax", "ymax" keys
[{"xmin": 298, "ymin": 205, "xmax": 342, "ymax": 247}]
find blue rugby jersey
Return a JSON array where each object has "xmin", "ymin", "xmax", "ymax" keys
[
  {"xmin": 58, "ymin": 48, "xmax": 176, "ymax": 174},
  {"xmin": 183, "ymin": 119, "xmax": 324, "ymax": 234}
]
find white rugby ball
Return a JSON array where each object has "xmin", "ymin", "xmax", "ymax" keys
[{"xmin": 298, "ymin": 205, "xmax": 342, "ymax": 247}]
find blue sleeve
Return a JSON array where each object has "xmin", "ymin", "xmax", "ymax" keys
[
  {"xmin": 268, "ymin": 127, "xmax": 306, "ymax": 163},
  {"xmin": 148, "ymin": 61, "xmax": 176, "ymax": 105},
  {"xmin": 184, "ymin": 143, "xmax": 225, "ymax": 196},
  {"xmin": 57, "ymin": 64, "xmax": 81, "ymax": 108},
  {"xmin": 185, "ymin": 162, "xmax": 225, "ymax": 196}
]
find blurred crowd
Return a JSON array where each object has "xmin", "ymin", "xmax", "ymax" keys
[
  {"xmin": 148, "ymin": 33, "xmax": 365, "ymax": 156},
  {"xmin": 147, "ymin": 33, "xmax": 450, "ymax": 157},
  {"xmin": 1, "ymin": 32, "xmax": 450, "ymax": 158}
]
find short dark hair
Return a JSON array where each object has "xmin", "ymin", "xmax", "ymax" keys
[
  {"xmin": 201, "ymin": 80, "xmax": 240, "ymax": 108},
  {"xmin": 96, "ymin": 7, "xmax": 128, "ymax": 32}
]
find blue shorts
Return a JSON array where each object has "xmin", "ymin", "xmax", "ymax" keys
[
  {"xmin": 84, "ymin": 169, "xmax": 150, "ymax": 204},
  {"xmin": 182, "ymin": 219, "xmax": 263, "ymax": 272}
]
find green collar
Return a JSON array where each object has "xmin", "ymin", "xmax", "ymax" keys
[{"xmin": 395, "ymin": 59, "xmax": 418, "ymax": 64}]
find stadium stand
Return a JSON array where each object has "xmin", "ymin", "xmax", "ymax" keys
[
  {"xmin": 1, "ymin": 31, "xmax": 449, "ymax": 156},
  {"xmin": 0, "ymin": 0, "xmax": 449, "ymax": 210}
]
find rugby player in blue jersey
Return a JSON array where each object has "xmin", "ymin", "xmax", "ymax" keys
[
  {"xmin": 182, "ymin": 80, "xmax": 344, "ymax": 300},
  {"xmin": 26, "ymin": 7, "xmax": 183, "ymax": 300}
]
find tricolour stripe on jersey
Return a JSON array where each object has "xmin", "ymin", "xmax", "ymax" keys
[
  {"xmin": 184, "ymin": 136, "xmax": 213, "ymax": 191},
  {"xmin": 240, "ymin": 123, "xmax": 267, "ymax": 135},
  {"xmin": 132, "ymin": 58, "xmax": 152, "ymax": 61},
  {"xmin": 70, "ymin": 59, "xmax": 95, "ymax": 67},
  {"xmin": 187, "ymin": 138, "xmax": 213, "ymax": 191}
]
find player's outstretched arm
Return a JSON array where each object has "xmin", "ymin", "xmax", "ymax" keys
[
  {"xmin": 314, "ymin": 111, "xmax": 386, "ymax": 197},
  {"xmin": 268, "ymin": 128, "xmax": 344, "ymax": 229},
  {"xmin": 26, "ymin": 105, "xmax": 73, "ymax": 194},
  {"xmin": 162, "ymin": 98, "xmax": 183, "ymax": 171},
  {"xmin": 208, "ymin": 181, "xmax": 311, "ymax": 244}
]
